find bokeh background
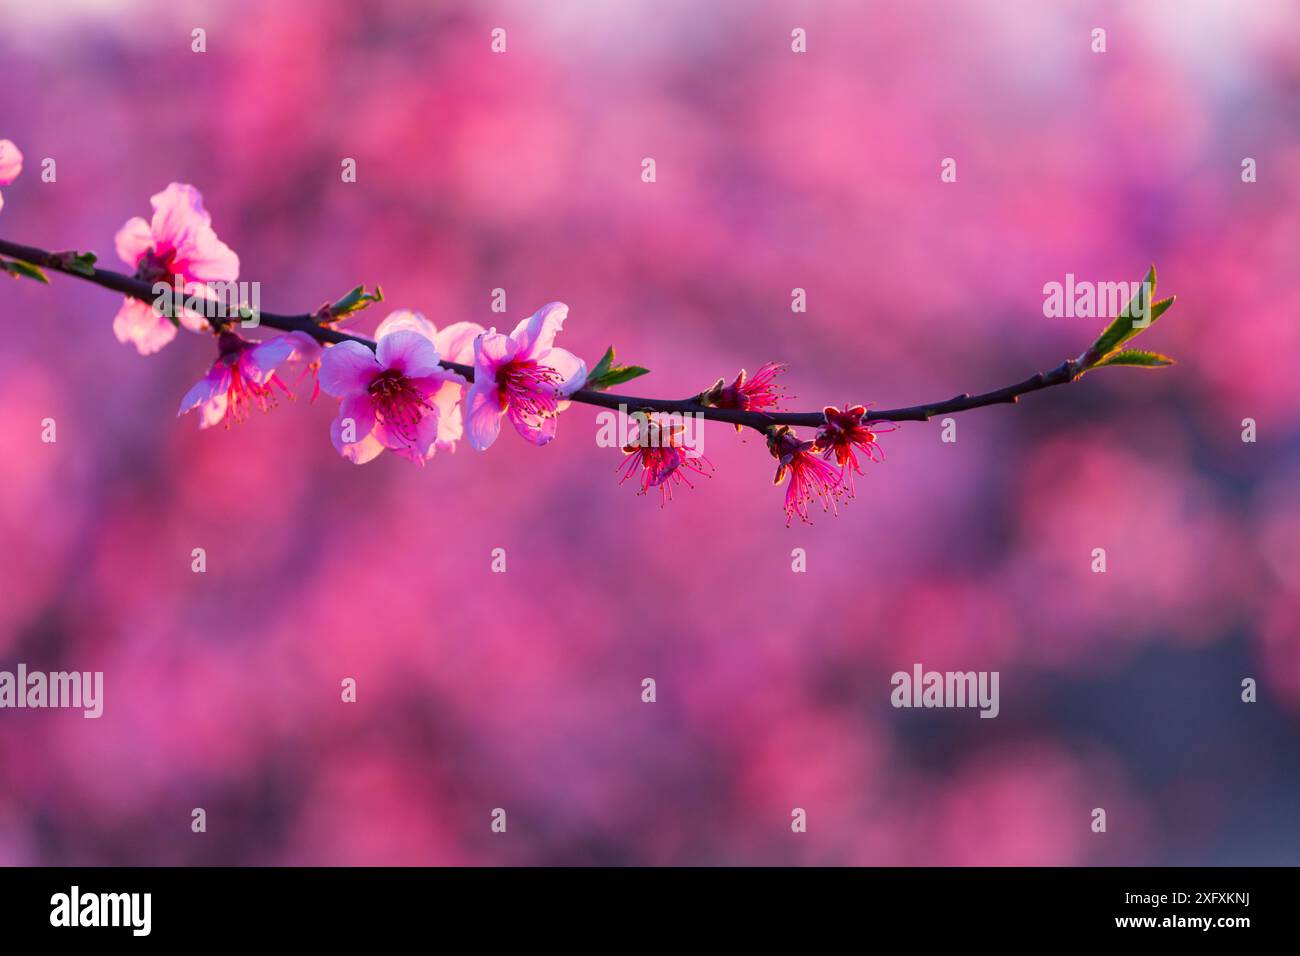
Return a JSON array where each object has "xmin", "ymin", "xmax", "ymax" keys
[{"xmin": 0, "ymin": 0, "xmax": 1297, "ymax": 865}]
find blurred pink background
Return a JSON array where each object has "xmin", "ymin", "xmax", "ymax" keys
[{"xmin": 0, "ymin": 0, "xmax": 1297, "ymax": 865}]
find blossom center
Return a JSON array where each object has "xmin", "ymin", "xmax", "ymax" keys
[
  {"xmin": 135, "ymin": 247, "xmax": 177, "ymax": 284},
  {"xmin": 221, "ymin": 356, "xmax": 285, "ymax": 426},
  {"xmin": 368, "ymin": 368, "xmax": 433, "ymax": 440},
  {"xmin": 497, "ymin": 359, "xmax": 563, "ymax": 419}
]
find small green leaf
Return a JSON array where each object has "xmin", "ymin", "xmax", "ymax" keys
[
  {"xmin": 1090, "ymin": 349, "xmax": 1175, "ymax": 370},
  {"xmin": 590, "ymin": 365, "xmax": 650, "ymax": 389},
  {"xmin": 584, "ymin": 345, "xmax": 650, "ymax": 390},
  {"xmin": 321, "ymin": 284, "xmax": 384, "ymax": 322},
  {"xmin": 0, "ymin": 258, "xmax": 49, "ymax": 284},
  {"xmin": 588, "ymin": 346, "xmax": 616, "ymax": 384},
  {"xmin": 1082, "ymin": 266, "xmax": 1180, "ymax": 371},
  {"xmin": 54, "ymin": 250, "xmax": 98, "ymax": 276}
]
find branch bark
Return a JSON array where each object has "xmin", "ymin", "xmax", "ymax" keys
[{"xmin": 0, "ymin": 237, "xmax": 1084, "ymax": 430}]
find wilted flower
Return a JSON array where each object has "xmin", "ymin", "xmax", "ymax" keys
[
  {"xmin": 617, "ymin": 414, "xmax": 713, "ymax": 506},
  {"xmin": 700, "ymin": 362, "xmax": 789, "ymax": 431},
  {"xmin": 814, "ymin": 403, "xmax": 897, "ymax": 495},
  {"xmin": 767, "ymin": 424, "xmax": 843, "ymax": 525}
]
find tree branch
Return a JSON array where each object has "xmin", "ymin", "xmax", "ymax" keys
[{"xmin": 0, "ymin": 237, "xmax": 1084, "ymax": 430}]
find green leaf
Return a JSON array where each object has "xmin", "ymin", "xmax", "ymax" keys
[
  {"xmin": 322, "ymin": 284, "xmax": 384, "ymax": 322},
  {"xmin": 590, "ymin": 365, "xmax": 650, "ymax": 389},
  {"xmin": 1082, "ymin": 266, "xmax": 1178, "ymax": 369},
  {"xmin": 588, "ymin": 346, "xmax": 616, "ymax": 384},
  {"xmin": 55, "ymin": 250, "xmax": 98, "ymax": 276},
  {"xmin": 1090, "ymin": 349, "xmax": 1175, "ymax": 370},
  {"xmin": 0, "ymin": 258, "xmax": 49, "ymax": 284},
  {"xmin": 584, "ymin": 345, "xmax": 650, "ymax": 391}
]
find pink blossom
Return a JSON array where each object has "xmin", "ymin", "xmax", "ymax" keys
[
  {"xmin": 0, "ymin": 140, "xmax": 22, "ymax": 213},
  {"xmin": 318, "ymin": 318, "xmax": 467, "ymax": 466},
  {"xmin": 177, "ymin": 331, "xmax": 310, "ymax": 429},
  {"xmin": 767, "ymin": 425, "xmax": 843, "ymax": 525},
  {"xmin": 371, "ymin": 310, "xmax": 482, "ymax": 453},
  {"xmin": 617, "ymin": 414, "xmax": 714, "ymax": 507},
  {"xmin": 814, "ymin": 403, "xmax": 898, "ymax": 496},
  {"xmin": 464, "ymin": 302, "xmax": 588, "ymax": 451},
  {"xmin": 112, "ymin": 183, "xmax": 240, "ymax": 355}
]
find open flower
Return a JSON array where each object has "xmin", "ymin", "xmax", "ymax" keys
[
  {"xmin": 767, "ymin": 425, "xmax": 843, "ymax": 525},
  {"xmin": 371, "ymin": 310, "xmax": 483, "ymax": 454},
  {"xmin": 814, "ymin": 403, "xmax": 897, "ymax": 496},
  {"xmin": 318, "ymin": 325, "xmax": 466, "ymax": 466},
  {"xmin": 617, "ymin": 414, "xmax": 713, "ymax": 507},
  {"xmin": 113, "ymin": 183, "xmax": 240, "ymax": 355},
  {"xmin": 0, "ymin": 140, "xmax": 22, "ymax": 213},
  {"xmin": 465, "ymin": 302, "xmax": 587, "ymax": 451},
  {"xmin": 178, "ymin": 331, "xmax": 305, "ymax": 428}
]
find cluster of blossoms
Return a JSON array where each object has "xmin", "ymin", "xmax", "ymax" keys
[
  {"xmin": 1, "ymin": 170, "xmax": 893, "ymax": 521},
  {"xmin": 696, "ymin": 367, "xmax": 896, "ymax": 523},
  {"xmin": 94, "ymin": 182, "xmax": 589, "ymax": 467}
]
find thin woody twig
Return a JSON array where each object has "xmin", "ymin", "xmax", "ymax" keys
[{"xmin": 0, "ymin": 237, "xmax": 1084, "ymax": 431}]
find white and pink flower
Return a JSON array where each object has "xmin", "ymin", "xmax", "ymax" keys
[
  {"xmin": 318, "ymin": 313, "xmax": 470, "ymax": 466},
  {"xmin": 369, "ymin": 310, "xmax": 482, "ymax": 454},
  {"xmin": 178, "ymin": 330, "xmax": 318, "ymax": 429},
  {"xmin": 465, "ymin": 302, "xmax": 587, "ymax": 451},
  {"xmin": 113, "ymin": 183, "xmax": 240, "ymax": 355},
  {"xmin": 0, "ymin": 139, "xmax": 22, "ymax": 213}
]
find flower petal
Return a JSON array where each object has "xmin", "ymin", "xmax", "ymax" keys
[
  {"xmin": 244, "ymin": 335, "xmax": 297, "ymax": 384},
  {"xmin": 178, "ymin": 365, "xmax": 231, "ymax": 429},
  {"xmin": 283, "ymin": 330, "xmax": 324, "ymax": 363},
  {"xmin": 465, "ymin": 380, "xmax": 505, "ymax": 451},
  {"xmin": 318, "ymin": 341, "xmax": 380, "ymax": 397},
  {"xmin": 375, "ymin": 309, "xmax": 438, "ymax": 342},
  {"xmin": 112, "ymin": 298, "xmax": 177, "ymax": 355},
  {"xmin": 114, "ymin": 217, "xmax": 154, "ymax": 269},
  {"xmin": 376, "ymin": 329, "xmax": 442, "ymax": 378},
  {"xmin": 540, "ymin": 347, "xmax": 588, "ymax": 396},
  {"xmin": 509, "ymin": 301, "xmax": 568, "ymax": 357},
  {"xmin": 375, "ymin": 409, "xmax": 440, "ymax": 465},
  {"xmin": 198, "ymin": 389, "xmax": 230, "ymax": 429},
  {"xmin": 0, "ymin": 140, "xmax": 21, "ymax": 185},
  {"xmin": 430, "ymin": 378, "xmax": 465, "ymax": 451},
  {"xmin": 149, "ymin": 183, "xmax": 211, "ymax": 243},
  {"xmin": 174, "ymin": 239, "xmax": 240, "ymax": 285},
  {"xmin": 434, "ymin": 321, "xmax": 485, "ymax": 365},
  {"xmin": 472, "ymin": 329, "xmax": 518, "ymax": 379},
  {"xmin": 330, "ymin": 394, "xmax": 382, "ymax": 463},
  {"xmin": 508, "ymin": 406, "xmax": 559, "ymax": 446},
  {"xmin": 177, "ymin": 365, "xmax": 223, "ymax": 417}
]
